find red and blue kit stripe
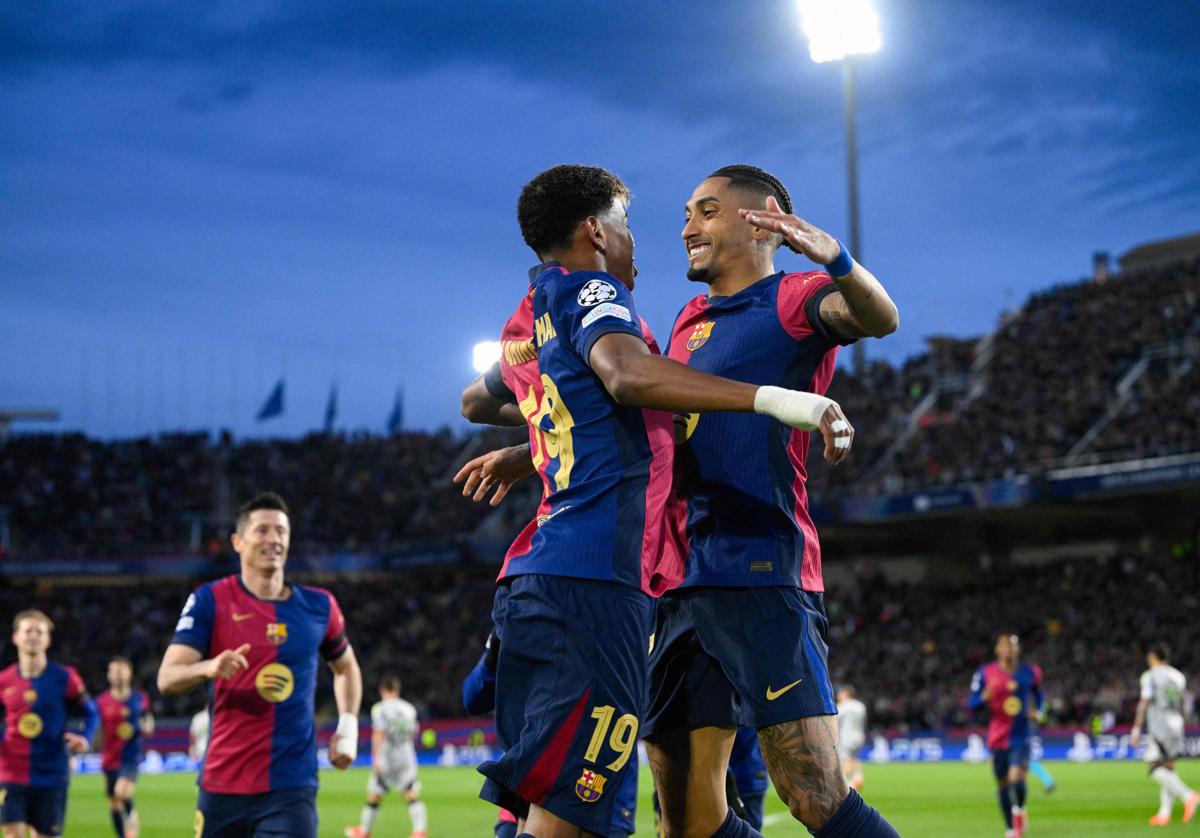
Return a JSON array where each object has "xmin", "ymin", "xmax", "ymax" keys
[
  {"xmin": 0, "ymin": 661, "xmax": 90, "ymax": 788},
  {"xmin": 98, "ymin": 689, "xmax": 150, "ymax": 772}
]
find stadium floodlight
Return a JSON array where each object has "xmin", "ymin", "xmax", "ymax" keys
[
  {"xmin": 797, "ymin": 0, "xmax": 882, "ymax": 64},
  {"xmin": 472, "ymin": 340, "xmax": 502, "ymax": 373},
  {"xmin": 798, "ymin": 0, "xmax": 881, "ymax": 374}
]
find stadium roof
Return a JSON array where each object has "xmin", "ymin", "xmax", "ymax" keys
[{"xmin": 1119, "ymin": 231, "xmax": 1200, "ymax": 273}]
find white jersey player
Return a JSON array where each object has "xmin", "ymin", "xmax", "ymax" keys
[
  {"xmin": 1131, "ymin": 644, "xmax": 1197, "ymax": 826},
  {"xmin": 837, "ymin": 686, "xmax": 867, "ymax": 791},
  {"xmin": 188, "ymin": 706, "xmax": 210, "ymax": 765},
  {"xmin": 345, "ymin": 677, "xmax": 428, "ymax": 838}
]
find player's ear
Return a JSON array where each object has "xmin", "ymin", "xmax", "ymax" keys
[
  {"xmin": 230, "ymin": 530, "xmax": 241, "ymax": 552},
  {"xmin": 582, "ymin": 216, "xmax": 605, "ymax": 253}
]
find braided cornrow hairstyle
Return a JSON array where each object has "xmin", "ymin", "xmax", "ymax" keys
[{"xmin": 709, "ymin": 164, "xmax": 799, "ymax": 252}]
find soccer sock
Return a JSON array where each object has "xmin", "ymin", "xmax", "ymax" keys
[
  {"xmin": 811, "ymin": 789, "xmax": 901, "ymax": 838},
  {"xmin": 125, "ymin": 798, "xmax": 134, "ymax": 815},
  {"xmin": 1030, "ymin": 760, "xmax": 1055, "ymax": 788},
  {"xmin": 1012, "ymin": 780, "xmax": 1027, "ymax": 809},
  {"xmin": 1159, "ymin": 787, "xmax": 1176, "ymax": 818},
  {"xmin": 1152, "ymin": 767, "xmax": 1194, "ymax": 799},
  {"xmin": 408, "ymin": 799, "xmax": 428, "ymax": 832},
  {"xmin": 997, "ymin": 786, "xmax": 1013, "ymax": 829},
  {"xmin": 361, "ymin": 801, "xmax": 380, "ymax": 833},
  {"xmin": 709, "ymin": 807, "xmax": 765, "ymax": 838},
  {"xmin": 110, "ymin": 808, "xmax": 126, "ymax": 838}
]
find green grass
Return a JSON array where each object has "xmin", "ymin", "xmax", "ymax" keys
[{"xmin": 58, "ymin": 760, "xmax": 1199, "ymax": 836}]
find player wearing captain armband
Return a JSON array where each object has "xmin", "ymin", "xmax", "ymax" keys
[
  {"xmin": 157, "ymin": 492, "xmax": 362, "ymax": 838},
  {"xmin": 457, "ymin": 164, "xmax": 856, "ymax": 838}
]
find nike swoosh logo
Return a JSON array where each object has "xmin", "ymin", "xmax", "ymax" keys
[
  {"xmin": 231, "ymin": 613, "xmax": 254, "ymax": 622},
  {"xmin": 766, "ymin": 679, "xmax": 803, "ymax": 701}
]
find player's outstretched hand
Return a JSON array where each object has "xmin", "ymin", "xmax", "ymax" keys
[
  {"xmin": 207, "ymin": 643, "xmax": 251, "ymax": 681},
  {"xmin": 818, "ymin": 402, "xmax": 854, "ymax": 465},
  {"xmin": 740, "ymin": 197, "xmax": 841, "ymax": 267},
  {"xmin": 63, "ymin": 732, "xmax": 89, "ymax": 755},
  {"xmin": 452, "ymin": 444, "xmax": 535, "ymax": 506}
]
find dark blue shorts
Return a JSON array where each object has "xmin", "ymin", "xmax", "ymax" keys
[
  {"xmin": 644, "ymin": 586, "xmax": 836, "ymax": 737},
  {"xmin": 104, "ymin": 765, "xmax": 138, "ymax": 797},
  {"xmin": 196, "ymin": 787, "xmax": 317, "ymax": 838},
  {"xmin": 0, "ymin": 784, "xmax": 67, "ymax": 836},
  {"xmin": 479, "ymin": 574, "xmax": 652, "ymax": 836},
  {"xmin": 992, "ymin": 740, "xmax": 1031, "ymax": 780}
]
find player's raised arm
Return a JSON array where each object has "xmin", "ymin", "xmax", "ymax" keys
[
  {"xmin": 588, "ymin": 331, "xmax": 854, "ymax": 463},
  {"xmin": 461, "ymin": 362, "xmax": 525, "ymax": 427},
  {"xmin": 741, "ymin": 196, "xmax": 899, "ymax": 340}
]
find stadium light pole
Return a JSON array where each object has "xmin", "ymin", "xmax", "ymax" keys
[{"xmin": 798, "ymin": 0, "xmax": 882, "ymax": 375}]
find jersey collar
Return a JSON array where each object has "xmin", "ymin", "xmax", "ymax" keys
[
  {"xmin": 528, "ymin": 261, "xmax": 563, "ymax": 286},
  {"xmin": 705, "ymin": 271, "xmax": 783, "ymax": 306}
]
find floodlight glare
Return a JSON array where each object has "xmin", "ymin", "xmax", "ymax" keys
[
  {"xmin": 798, "ymin": 0, "xmax": 882, "ymax": 64},
  {"xmin": 472, "ymin": 340, "xmax": 502, "ymax": 373}
]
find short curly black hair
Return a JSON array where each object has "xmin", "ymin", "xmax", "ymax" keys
[
  {"xmin": 710, "ymin": 164, "xmax": 798, "ymax": 252},
  {"xmin": 517, "ymin": 165, "xmax": 630, "ymax": 257}
]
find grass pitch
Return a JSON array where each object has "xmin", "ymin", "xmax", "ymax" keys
[{"xmin": 60, "ymin": 760, "xmax": 1196, "ymax": 836}]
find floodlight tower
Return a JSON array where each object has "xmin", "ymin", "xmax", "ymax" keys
[
  {"xmin": 798, "ymin": 0, "xmax": 882, "ymax": 374},
  {"xmin": 472, "ymin": 340, "xmax": 502, "ymax": 373}
]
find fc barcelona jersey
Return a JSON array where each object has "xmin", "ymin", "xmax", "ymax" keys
[
  {"xmin": 0, "ymin": 661, "xmax": 88, "ymax": 788},
  {"xmin": 170, "ymin": 575, "xmax": 350, "ymax": 793},
  {"xmin": 98, "ymin": 688, "xmax": 151, "ymax": 772},
  {"xmin": 667, "ymin": 271, "xmax": 850, "ymax": 591},
  {"xmin": 496, "ymin": 263, "xmax": 682, "ymax": 596}
]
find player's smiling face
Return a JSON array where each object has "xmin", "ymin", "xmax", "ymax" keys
[
  {"xmin": 682, "ymin": 177, "xmax": 766, "ymax": 284},
  {"xmin": 232, "ymin": 509, "xmax": 290, "ymax": 575},
  {"xmin": 597, "ymin": 198, "xmax": 636, "ymax": 290},
  {"xmin": 13, "ymin": 617, "xmax": 51, "ymax": 657}
]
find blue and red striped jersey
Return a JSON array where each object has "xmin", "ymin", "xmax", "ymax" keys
[
  {"xmin": 0, "ymin": 661, "xmax": 89, "ymax": 788},
  {"xmin": 969, "ymin": 662, "xmax": 1044, "ymax": 750},
  {"xmin": 497, "ymin": 263, "xmax": 682, "ymax": 596},
  {"xmin": 170, "ymin": 575, "xmax": 350, "ymax": 794},
  {"xmin": 98, "ymin": 688, "xmax": 151, "ymax": 772},
  {"xmin": 666, "ymin": 271, "xmax": 848, "ymax": 591}
]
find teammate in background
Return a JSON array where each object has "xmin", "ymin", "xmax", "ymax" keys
[
  {"xmin": 0, "ymin": 609, "xmax": 99, "ymax": 838},
  {"xmin": 97, "ymin": 656, "xmax": 154, "ymax": 838},
  {"xmin": 344, "ymin": 675, "xmax": 428, "ymax": 838},
  {"xmin": 1131, "ymin": 644, "xmax": 1198, "ymax": 826},
  {"xmin": 189, "ymin": 703, "xmax": 210, "ymax": 765},
  {"xmin": 969, "ymin": 633, "xmax": 1043, "ymax": 838},
  {"xmin": 729, "ymin": 729, "xmax": 768, "ymax": 832},
  {"xmin": 459, "ymin": 164, "xmax": 854, "ymax": 838},
  {"xmin": 157, "ymin": 491, "xmax": 363, "ymax": 838},
  {"xmin": 836, "ymin": 686, "xmax": 867, "ymax": 792}
]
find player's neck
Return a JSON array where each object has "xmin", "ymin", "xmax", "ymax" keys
[
  {"xmin": 110, "ymin": 685, "xmax": 132, "ymax": 700},
  {"xmin": 18, "ymin": 653, "xmax": 47, "ymax": 679},
  {"xmin": 706, "ymin": 259, "xmax": 776, "ymax": 299},
  {"xmin": 241, "ymin": 568, "xmax": 289, "ymax": 600}
]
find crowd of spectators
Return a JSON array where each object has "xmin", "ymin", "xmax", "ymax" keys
[
  {"xmin": 826, "ymin": 543, "xmax": 1199, "ymax": 732},
  {"xmin": 1, "ymin": 545, "xmax": 1192, "ymax": 734}
]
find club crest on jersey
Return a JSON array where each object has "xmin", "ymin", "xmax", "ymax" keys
[
  {"xmin": 577, "ymin": 279, "xmax": 617, "ymax": 307},
  {"xmin": 686, "ymin": 321, "xmax": 714, "ymax": 351},
  {"xmin": 23, "ymin": 689, "xmax": 37, "ymax": 704},
  {"xmin": 574, "ymin": 768, "xmax": 607, "ymax": 803},
  {"xmin": 266, "ymin": 622, "xmax": 288, "ymax": 646}
]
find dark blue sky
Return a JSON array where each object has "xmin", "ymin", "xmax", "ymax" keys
[{"xmin": 3, "ymin": 1, "xmax": 1198, "ymax": 437}]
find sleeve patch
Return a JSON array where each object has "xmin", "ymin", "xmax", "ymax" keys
[
  {"xmin": 581, "ymin": 302, "xmax": 632, "ymax": 328},
  {"xmin": 577, "ymin": 279, "xmax": 618, "ymax": 306}
]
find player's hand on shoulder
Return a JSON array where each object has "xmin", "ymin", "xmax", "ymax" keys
[
  {"xmin": 63, "ymin": 732, "xmax": 89, "ymax": 754},
  {"xmin": 817, "ymin": 401, "xmax": 854, "ymax": 465},
  {"xmin": 739, "ymin": 196, "xmax": 840, "ymax": 265},
  {"xmin": 207, "ymin": 643, "xmax": 252, "ymax": 680}
]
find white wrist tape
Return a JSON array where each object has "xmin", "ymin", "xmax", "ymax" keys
[
  {"xmin": 753, "ymin": 386, "xmax": 833, "ymax": 431},
  {"xmin": 333, "ymin": 713, "xmax": 359, "ymax": 762}
]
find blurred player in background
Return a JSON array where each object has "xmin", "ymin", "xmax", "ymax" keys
[
  {"xmin": 728, "ymin": 728, "xmax": 768, "ymax": 832},
  {"xmin": 344, "ymin": 675, "xmax": 428, "ymax": 838},
  {"xmin": 97, "ymin": 655, "xmax": 153, "ymax": 838},
  {"xmin": 157, "ymin": 491, "xmax": 363, "ymax": 838},
  {"xmin": 1131, "ymin": 644, "xmax": 1198, "ymax": 826},
  {"xmin": 969, "ymin": 632, "xmax": 1043, "ymax": 838},
  {"xmin": 459, "ymin": 164, "xmax": 852, "ymax": 838},
  {"xmin": 836, "ymin": 686, "xmax": 867, "ymax": 792},
  {"xmin": 189, "ymin": 702, "xmax": 210, "ymax": 766},
  {"xmin": 0, "ymin": 609, "xmax": 98, "ymax": 838}
]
